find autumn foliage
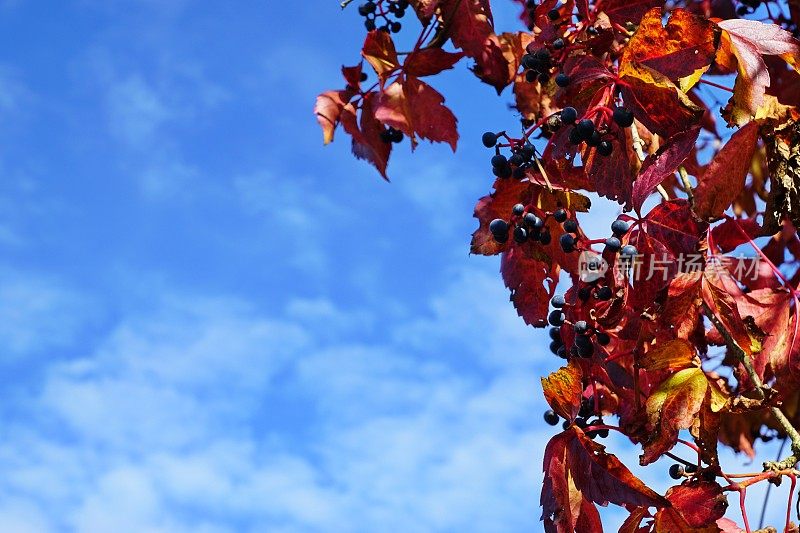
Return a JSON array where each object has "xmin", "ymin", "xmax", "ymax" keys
[{"xmin": 317, "ymin": 0, "xmax": 800, "ymax": 530}]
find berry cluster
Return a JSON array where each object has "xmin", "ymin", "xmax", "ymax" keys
[
  {"xmin": 488, "ymin": 202, "xmax": 552, "ymax": 245},
  {"xmin": 358, "ymin": 0, "xmax": 408, "ymax": 32},
  {"xmin": 380, "ymin": 126, "xmax": 404, "ymax": 144},
  {"xmin": 522, "ymin": 45, "xmax": 555, "ymax": 85},
  {"xmin": 481, "ymin": 132, "xmax": 539, "ymax": 179},
  {"xmin": 543, "ymin": 398, "xmax": 610, "ymax": 439},
  {"xmin": 547, "ymin": 296, "xmax": 610, "ymax": 359}
]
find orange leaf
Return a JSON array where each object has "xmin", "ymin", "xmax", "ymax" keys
[{"xmin": 541, "ymin": 360, "xmax": 583, "ymax": 421}]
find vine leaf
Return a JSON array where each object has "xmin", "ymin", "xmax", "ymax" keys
[
  {"xmin": 541, "ymin": 427, "xmax": 667, "ymax": 531},
  {"xmin": 622, "ymin": 8, "xmax": 720, "ymax": 91},
  {"xmin": 632, "ymin": 126, "xmax": 700, "ymax": 212},
  {"xmin": 541, "ymin": 360, "xmax": 583, "ymax": 421},
  {"xmin": 692, "ymin": 121, "xmax": 759, "ymax": 221},
  {"xmin": 717, "ymin": 19, "xmax": 800, "ymax": 125},
  {"xmin": 665, "ymin": 480, "xmax": 728, "ymax": 528}
]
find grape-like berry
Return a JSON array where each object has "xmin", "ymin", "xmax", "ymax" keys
[
  {"xmin": 482, "ymin": 132, "xmax": 498, "ymax": 147},
  {"xmin": 544, "ymin": 409, "xmax": 560, "ymax": 425}
]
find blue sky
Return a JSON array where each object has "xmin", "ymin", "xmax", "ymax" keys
[{"xmin": 0, "ymin": 1, "xmax": 791, "ymax": 531}]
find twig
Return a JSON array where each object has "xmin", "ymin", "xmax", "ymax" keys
[
  {"xmin": 340, "ymin": 0, "xmax": 355, "ymax": 8},
  {"xmin": 679, "ymin": 166, "xmax": 693, "ymax": 202},
  {"xmin": 760, "ymin": 437, "xmax": 788, "ymax": 529},
  {"xmin": 702, "ymin": 301, "xmax": 800, "ymax": 467}
]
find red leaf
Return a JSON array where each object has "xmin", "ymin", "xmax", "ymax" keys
[
  {"xmin": 619, "ymin": 61, "xmax": 704, "ymax": 138},
  {"xmin": 693, "ymin": 121, "xmax": 759, "ymax": 220},
  {"xmin": 362, "ymin": 30, "xmax": 400, "ymax": 78},
  {"xmin": 583, "ymin": 118, "xmax": 637, "ymax": 206},
  {"xmin": 600, "ymin": 0, "xmax": 662, "ymax": 26},
  {"xmin": 644, "ymin": 199, "xmax": 706, "ymax": 258},
  {"xmin": 632, "ymin": 127, "xmax": 701, "ymax": 212},
  {"xmin": 404, "ymin": 49, "xmax": 465, "ymax": 77},
  {"xmin": 341, "ymin": 63, "xmax": 365, "ymax": 91},
  {"xmin": 404, "ymin": 78, "xmax": 459, "ymax": 150},
  {"xmin": 542, "ymin": 360, "xmax": 584, "ymax": 421},
  {"xmin": 502, "ymin": 244, "xmax": 558, "ymax": 327},
  {"xmin": 666, "ymin": 480, "xmax": 728, "ymax": 528},
  {"xmin": 340, "ymin": 96, "xmax": 392, "ymax": 179},
  {"xmin": 711, "ymin": 217, "xmax": 764, "ymax": 253},
  {"xmin": 541, "ymin": 427, "xmax": 667, "ymax": 531}
]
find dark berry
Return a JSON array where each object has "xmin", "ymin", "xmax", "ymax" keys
[
  {"xmin": 539, "ymin": 229, "xmax": 551, "ymax": 245},
  {"xmin": 482, "ymin": 132, "xmax": 498, "ymax": 148},
  {"xmin": 560, "ymin": 107, "xmax": 578, "ymax": 124},
  {"xmin": 365, "ymin": 19, "xmax": 376, "ymax": 31},
  {"xmin": 390, "ymin": 129, "xmax": 404, "ymax": 143},
  {"xmin": 573, "ymin": 320, "xmax": 589, "ymax": 334},
  {"xmin": 548, "ymin": 310, "xmax": 565, "ymax": 326},
  {"xmin": 555, "ymin": 73, "xmax": 570, "ymax": 87},
  {"xmin": 620, "ymin": 245, "xmax": 638, "ymax": 257},
  {"xmin": 390, "ymin": 21, "xmax": 402, "ymax": 32},
  {"xmin": 579, "ymin": 399, "xmax": 592, "ymax": 417},
  {"xmin": 597, "ymin": 140, "xmax": 613, "ymax": 156},
  {"xmin": 553, "ymin": 208, "xmax": 568, "ymax": 223},
  {"xmin": 568, "ymin": 127, "xmax": 583, "ymax": 145},
  {"xmin": 604, "ymin": 236, "xmax": 621, "ymax": 253},
  {"xmin": 576, "ymin": 118, "xmax": 595, "ymax": 139},
  {"xmin": 544, "ymin": 409, "xmax": 560, "ymax": 425},
  {"xmin": 562, "ymin": 420, "xmax": 570, "ymax": 430},
  {"xmin": 551, "ymin": 294, "xmax": 566, "ymax": 308},
  {"xmin": 537, "ymin": 72, "xmax": 550, "ymax": 84},
  {"xmin": 493, "ymin": 165, "xmax": 512, "ymax": 178},
  {"xmin": 509, "ymin": 153, "xmax": 524, "ymax": 166},
  {"xmin": 360, "ymin": 72, "xmax": 368, "ymax": 82},
  {"xmin": 549, "ymin": 327, "xmax": 562, "ymax": 341},
  {"xmin": 489, "ymin": 218, "xmax": 509, "ymax": 237},
  {"xmin": 597, "ymin": 428, "xmax": 609, "ymax": 438},
  {"xmin": 547, "ymin": 8, "xmax": 560, "ymax": 20},
  {"xmin": 556, "ymin": 345, "xmax": 567, "ymax": 358},
  {"xmin": 522, "ymin": 54, "xmax": 540, "ymax": 71},
  {"xmin": 596, "ymin": 286, "xmax": 613, "ymax": 300},
  {"xmin": 596, "ymin": 332, "xmax": 610, "ymax": 345},
  {"xmin": 684, "ymin": 464, "xmax": 698, "ymax": 474},
  {"xmin": 563, "ymin": 219, "xmax": 578, "ymax": 233},
  {"xmin": 611, "ymin": 219, "xmax": 629, "ymax": 235},
  {"xmin": 669, "ymin": 464, "xmax": 685, "ymax": 480},
  {"xmin": 559, "ymin": 233, "xmax": 575, "ymax": 253},
  {"xmin": 514, "ymin": 226, "xmax": 528, "ymax": 243},
  {"xmin": 512, "ymin": 166, "xmax": 526, "ymax": 179},
  {"xmin": 491, "ymin": 154, "xmax": 507, "ymax": 168},
  {"xmin": 512, "ymin": 203, "xmax": 525, "ymax": 216},
  {"xmin": 612, "ymin": 106, "xmax": 634, "ymax": 128},
  {"xmin": 524, "ymin": 212, "xmax": 542, "ymax": 228},
  {"xmin": 380, "ymin": 129, "xmax": 393, "ymax": 143},
  {"xmin": 549, "ymin": 340, "xmax": 563, "ymax": 354},
  {"xmin": 525, "ymin": 70, "xmax": 538, "ymax": 83},
  {"xmin": 552, "ymin": 38, "xmax": 565, "ymax": 49},
  {"xmin": 586, "ymin": 130, "xmax": 601, "ymax": 147},
  {"xmin": 358, "ymin": 1, "xmax": 376, "ymax": 15},
  {"xmin": 578, "ymin": 286, "xmax": 591, "ymax": 301},
  {"xmin": 587, "ymin": 26, "xmax": 599, "ymax": 35}
]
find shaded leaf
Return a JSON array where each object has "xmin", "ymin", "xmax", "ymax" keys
[
  {"xmin": 666, "ymin": 480, "xmax": 728, "ymax": 528},
  {"xmin": 620, "ymin": 61, "xmax": 704, "ymax": 138},
  {"xmin": 640, "ymin": 339, "xmax": 696, "ymax": 372},
  {"xmin": 340, "ymin": 96, "xmax": 392, "ymax": 179},
  {"xmin": 362, "ymin": 30, "xmax": 400, "ymax": 78},
  {"xmin": 404, "ymin": 49, "xmax": 465, "ymax": 77},
  {"xmin": 632, "ymin": 126, "xmax": 701, "ymax": 212}
]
